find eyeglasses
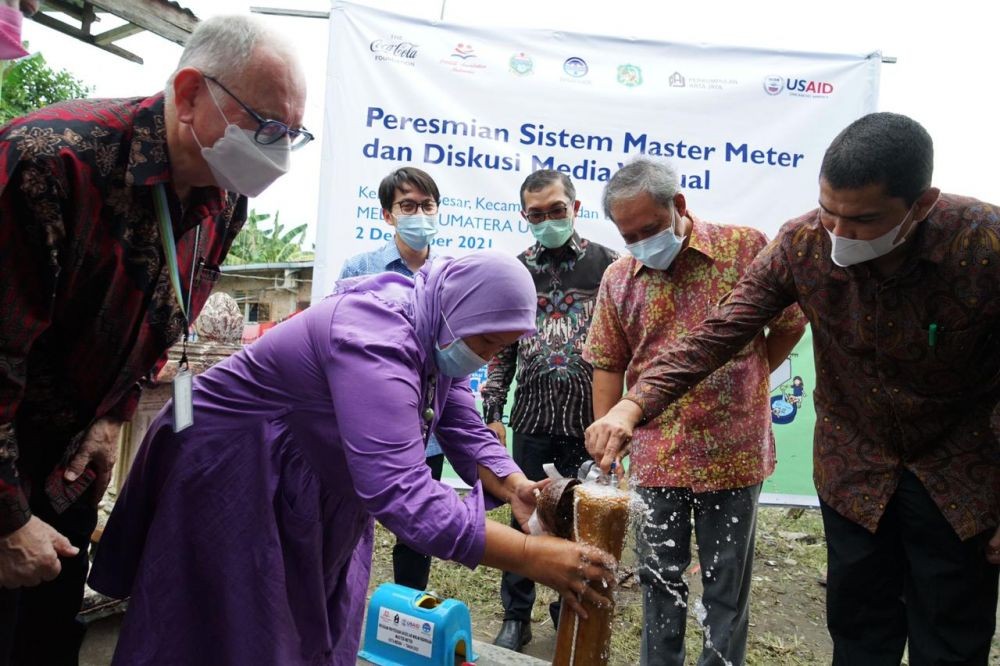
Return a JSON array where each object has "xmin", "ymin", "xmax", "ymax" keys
[
  {"xmin": 523, "ymin": 203, "xmax": 569, "ymax": 224},
  {"xmin": 203, "ymin": 74, "xmax": 314, "ymax": 150},
  {"xmin": 393, "ymin": 199, "xmax": 439, "ymax": 215}
]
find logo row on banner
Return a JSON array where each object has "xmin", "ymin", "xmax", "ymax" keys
[{"xmin": 369, "ymin": 36, "xmax": 836, "ymax": 99}]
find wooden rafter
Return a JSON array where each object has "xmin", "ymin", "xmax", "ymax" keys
[{"xmin": 29, "ymin": 0, "xmax": 199, "ymax": 64}]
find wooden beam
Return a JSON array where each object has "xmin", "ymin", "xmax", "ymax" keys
[
  {"xmin": 29, "ymin": 12, "xmax": 143, "ymax": 64},
  {"xmin": 38, "ymin": 0, "xmax": 92, "ymax": 21},
  {"xmin": 86, "ymin": 0, "xmax": 197, "ymax": 46},
  {"xmin": 93, "ymin": 22, "xmax": 145, "ymax": 45}
]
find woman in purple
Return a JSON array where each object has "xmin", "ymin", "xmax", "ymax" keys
[{"xmin": 89, "ymin": 252, "xmax": 615, "ymax": 665}]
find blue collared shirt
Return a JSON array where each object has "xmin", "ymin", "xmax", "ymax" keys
[
  {"xmin": 338, "ymin": 239, "xmax": 428, "ymax": 280},
  {"xmin": 338, "ymin": 240, "xmax": 442, "ymax": 457}
]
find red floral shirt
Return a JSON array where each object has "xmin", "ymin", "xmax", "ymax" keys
[
  {"xmin": 584, "ymin": 215, "xmax": 806, "ymax": 491},
  {"xmin": 0, "ymin": 95, "xmax": 246, "ymax": 534},
  {"xmin": 626, "ymin": 196, "xmax": 1000, "ymax": 539}
]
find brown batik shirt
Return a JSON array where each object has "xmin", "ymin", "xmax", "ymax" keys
[{"xmin": 625, "ymin": 194, "xmax": 1000, "ymax": 539}]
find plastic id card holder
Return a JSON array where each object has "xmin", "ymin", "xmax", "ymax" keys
[{"xmin": 172, "ymin": 368, "xmax": 194, "ymax": 432}]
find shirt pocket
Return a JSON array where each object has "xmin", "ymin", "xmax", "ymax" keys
[{"xmin": 897, "ymin": 323, "xmax": 999, "ymax": 398}]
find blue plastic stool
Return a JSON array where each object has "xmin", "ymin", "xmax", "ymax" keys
[{"xmin": 358, "ymin": 583, "xmax": 478, "ymax": 665}]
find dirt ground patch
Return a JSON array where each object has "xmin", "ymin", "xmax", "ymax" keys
[{"xmin": 370, "ymin": 505, "xmax": 1000, "ymax": 665}]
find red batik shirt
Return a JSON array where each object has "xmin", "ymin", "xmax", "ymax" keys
[
  {"xmin": 626, "ymin": 195, "xmax": 1000, "ymax": 539},
  {"xmin": 0, "ymin": 94, "xmax": 247, "ymax": 534},
  {"xmin": 584, "ymin": 215, "xmax": 807, "ymax": 491}
]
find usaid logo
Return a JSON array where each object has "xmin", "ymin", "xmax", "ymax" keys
[
  {"xmin": 764, "ymin": 75, "xmax": 834, "ymax": 97},
  {"xmin": 763, "ymin": 75, "xmax": 784, "ymax": 95},
  {"xmin": 786, "ymin": 78, "xmax": 834, "ymax": 95}
]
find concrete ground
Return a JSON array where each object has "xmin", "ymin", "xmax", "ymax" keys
[{"xmin": 79, "ymin": 615, "xmax": 121, "ymax": 666}]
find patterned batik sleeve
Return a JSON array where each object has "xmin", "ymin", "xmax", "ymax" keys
[
  {"xmin": 582, "ymin": 264, "xmax": 630, "ymax": 372},
  {"xmin": 480, "ymin": 341, "xmax": 517, "ymax": 424},
  {"xmin": 626, "ymin": 232, "xmax": 798, "ymax": 421},
  {"xmin": 0, "ymin": 158, "xmax": 69, "ymax": 534}
]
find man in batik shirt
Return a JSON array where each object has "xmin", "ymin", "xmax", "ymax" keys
[
  {"xmin": 0, "ymin": 16, "xmax": 309, "ymax": 664},
  {"xmin": 588, "ymin": 113, "xmax": 1000, "ymax": 666},
  {"xmin": 585, "ymin": 157, "xmax": 806, "ymax": 666},
  {"xmin": 482, "ymin": 169, "xmax": 617, "ymax": 651}
]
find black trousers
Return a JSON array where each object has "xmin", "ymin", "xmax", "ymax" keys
[
  {"xmin": 821, "ymin": 470, "xmax": 999, "ymax": 666},
  {"xmin": 0, "ymin": 487, "xmax": 97, "ymax": 666},
  {"xmin": 391, "ymin": 453, "xmax": 445, "ymax": 591},
  {"xmin": 500, "ymin": 431, "xmax": 588, "ymax": 621}
]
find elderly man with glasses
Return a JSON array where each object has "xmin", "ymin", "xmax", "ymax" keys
[
  {"xmin": 483, "ymin": 169, "xmax": 618, "ymax": 651},
  {"xmin": 0, "ymin": 15, "xmax": 308, "ymax": 665}
]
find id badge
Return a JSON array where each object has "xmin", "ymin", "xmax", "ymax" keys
[{"xmin": 172, "ymin": 368, "xmax": 194, "ymax": 432}]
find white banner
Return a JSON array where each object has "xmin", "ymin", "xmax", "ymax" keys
[{"xmin": 313, "ymin": 1, "xmax": 880, "ymax": 299}]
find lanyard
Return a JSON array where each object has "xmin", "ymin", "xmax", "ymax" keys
[{"xmin": 153, "ymin": 183, "xmax": 200, "ymax": 368}]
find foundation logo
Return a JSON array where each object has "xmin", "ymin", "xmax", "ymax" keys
[
  {"xmin": 617, "ymin": 64, "xmax": 643, "ymax": 87},
  {"xmin": 509, "ymin": 52, "xmax": 534, "ymax": 76},
  {"xmin": 563, "ymin": 57, "xmax": 588, "ymax": 78},
  {"xmin": 451, "ymin": 43, "xmax": 475, "ymax": 60},
  {"xmin": 441, "ymin": 42, "xmax": 486, "ymax": 74},
  {"xmin": 669, "ymin": 71, "xmax": 686, "ymax": 88},
  {"xmin": 370, "ymin": 35, "xmax": 419, "ymax": 67}
]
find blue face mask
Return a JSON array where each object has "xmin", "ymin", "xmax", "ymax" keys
[
  {"xmin": 434, "ymin": 337, "xmax": 489, "ymax": 378},
  {"xmin": 394, "ymin": 214, "xmax": 437, "ymax": 251},
  {"xmin": 625, "ymin": 209, "xmax": 686, "ymax": 270},
  {"xmin": 530, "ymin": 216, "xmax": 574, "ymax": 249},
  {"xmin": 434, "ymin": 312, "xmax": 489, "ymax": 378}
]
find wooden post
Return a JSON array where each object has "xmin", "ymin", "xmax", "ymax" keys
[{"xmin": 553, "ymin": 483, "xmax": 631, "ymax": 665}]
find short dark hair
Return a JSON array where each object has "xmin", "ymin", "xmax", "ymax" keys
[
  {"xmin": 820, "ymin": 112, "xmax": 933, "ymax": 206},
  {"xmin": 519, "ymin": 169, "xmax": 576, "ymax": 208},
  {"xmin": 378, "ymin": 167, "xmax": 440, "ymax": 212}
]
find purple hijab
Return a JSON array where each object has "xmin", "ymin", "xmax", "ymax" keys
[{"xmin": 339, "ymin": 249, "xmax": 537, "ymax": 393}]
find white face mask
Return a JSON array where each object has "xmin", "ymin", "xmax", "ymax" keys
[
  {"xmin": 827, "ymin": 205, "xmax": 918, "ymax": 267},
  {"xmin": 190, "ymin": 86, "xmax": 291, "ymax": 197}
]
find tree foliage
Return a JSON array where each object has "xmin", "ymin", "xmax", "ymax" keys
[
  {"xmin": 225, "ymin": 209, "xmax": 314, "ymax": 265},
  {"xmin": 1, "ymin": 46, "xmax": 91, "ymax": 124}
]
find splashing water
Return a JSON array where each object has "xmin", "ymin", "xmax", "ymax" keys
[{"xmin": 693, "ymin": 597, "xmax": 734, "ymax": 666}]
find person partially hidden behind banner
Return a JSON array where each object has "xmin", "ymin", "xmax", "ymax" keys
[
  {"xmin": 88, "ymin": 251, "xmax": 617, "ymax": 666},
  {"xmin": 0, "ymin": 15, "xmax": 310, "ymax": 666},
  {"xmin": 481, "ymin": 169, "xmax": 618, "ymax": 651},
  {"xmin": 584, "ymin": 158, "xmax": 807, "ymax": 666},
  {"xmin": 586, "ymin": 113, "xmax": 1000, "ymax": 666},
  {"xmin": 338, "ymin": 166, "xmax": 446, "ymax": 591}
]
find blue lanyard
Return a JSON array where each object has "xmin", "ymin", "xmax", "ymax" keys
[{"xmin": 153, "ymin": 183, "xmax": 200, "ymax": 366}]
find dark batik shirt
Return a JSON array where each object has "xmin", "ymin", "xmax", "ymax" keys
[
  {"xmin": 626, "ymin": 194, "xmax": 1000, "ymax": 539},
  {"xmin": 0, "ymin": 94, "xmax": 247, "ymax": 534},
  {"xmin": 481, "ymin": 233, "xmax": 618, "ymax": 438}
]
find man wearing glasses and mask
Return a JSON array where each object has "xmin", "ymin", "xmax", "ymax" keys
[
  {"xmin": 338, "ymin": 166, "xmax": 445, "ymax": 593},
  {"xmin": 483, "ymin": 169, "xmax": 617, "ymax": 651},
  {"xmin": 0, "ymin": 15, "xmax": 309, "ymax": 664}
]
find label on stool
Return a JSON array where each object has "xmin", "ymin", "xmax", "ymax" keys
[{"xmin": 375, "ymin": 607, "xmax": 435, "ymax": 657}]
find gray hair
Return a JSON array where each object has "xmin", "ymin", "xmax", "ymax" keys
[
  {"xmin": 602, "ymin": 158, "xmax": 680, "ymax": 220},
  {"xmin": 166, "ymin": 15, "xmax": 287, "ymax": 96}
]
